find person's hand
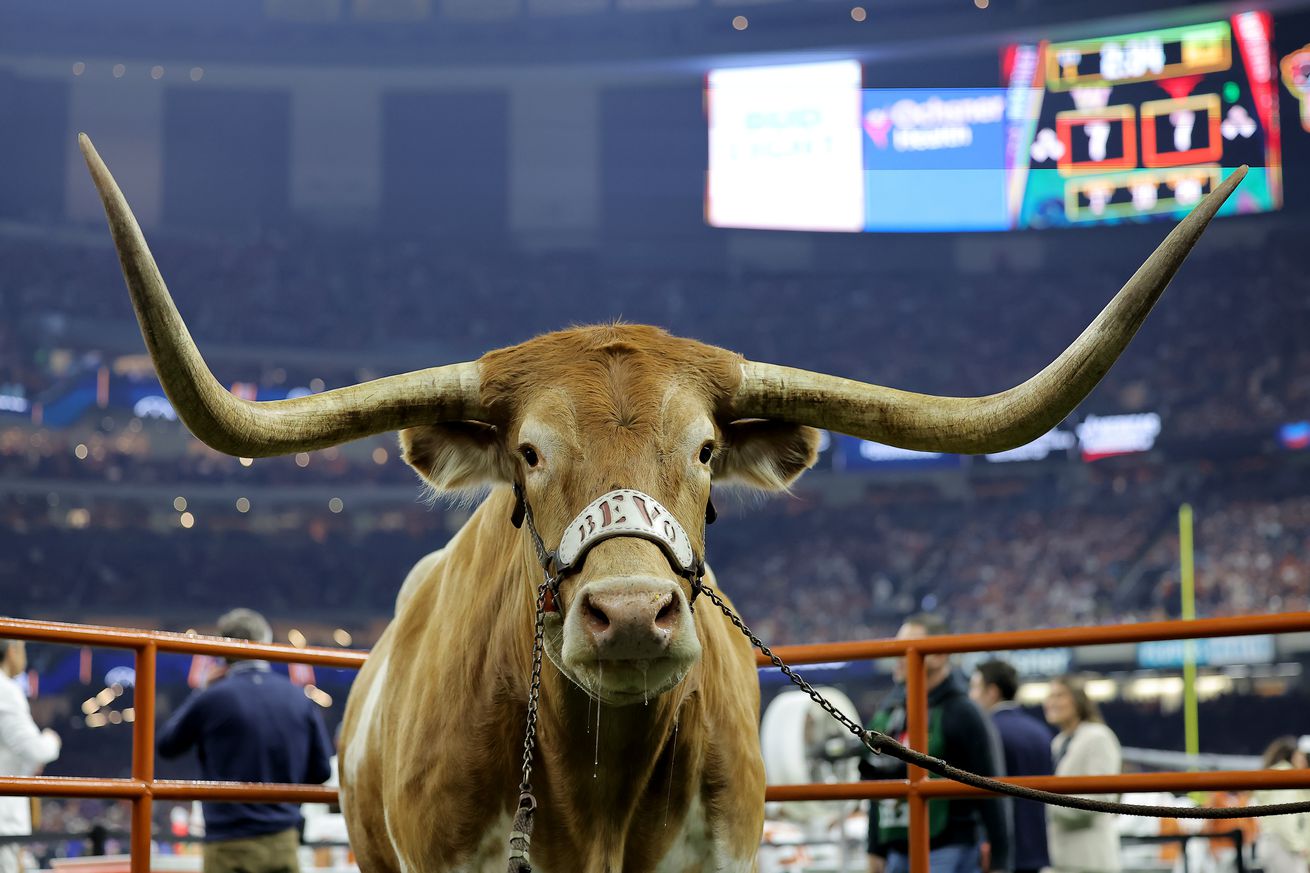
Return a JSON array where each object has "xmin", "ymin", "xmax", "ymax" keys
[
  {"xmin": 41, "ymin": 728, "xmax": 61, "ymax": 752},
  {"xmin": 868, "ymin": 855, "xmax": 886, "ymax": 873},
  {"xmin": 980, "ymin": 841, "xmax": 990, "ymax": 871}
]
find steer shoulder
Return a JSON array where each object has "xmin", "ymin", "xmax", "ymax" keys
[
  {"xmin": 394, "ymin": 547, "xmax": 447, "ymax": 614},
  {"xmin": 693, "ymin": 567, "xmax": 767, "ymax": 871}
]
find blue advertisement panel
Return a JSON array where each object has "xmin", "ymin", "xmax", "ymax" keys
[
  {"xmin": 831, "ymin": 435, "xmax": 964, "ymax": 471},
  {"xmin": 1137, "ymin": 635, "xmax": 1275, "ymax": 668},
  {"xmin": 862, "ymin": 88, "xmax": 1009, "ymax": 230}
]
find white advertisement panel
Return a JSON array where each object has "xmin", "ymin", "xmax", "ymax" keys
[{"xmin": 706, "ymin": 60, "xmax": 865, "ymax": 232}]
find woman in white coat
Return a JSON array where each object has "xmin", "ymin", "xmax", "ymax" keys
[
  {"xmin": 0, "ymin": 640, "xmax": 60, "ymax": 873},
  {"xmin": 1043, "ymin": 676, "xmax": 1122, "ymax": 873},
  {"xmin": 1251, "ymin": 736, "xmax": 1310, "ymax": 873}
]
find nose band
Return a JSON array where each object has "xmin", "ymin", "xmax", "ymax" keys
[{"xmin": 555, "ymin": 489, "xmax": 696, "ymax": 576}]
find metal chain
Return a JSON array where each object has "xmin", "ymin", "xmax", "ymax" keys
[
  {"xmin": 508, "ymin": 487, "xmax": 560, "ymax": 872},
  {"xmin": 700, "ymin": 583, "xmax": 1310, "ymax": 820},
  {"xmin": 514, "ymin": 484, "xmax": 559, "ymax": 797},
  {"xmin": 518, "ymin": 577, "xmax": 550, "ymax": 797}
]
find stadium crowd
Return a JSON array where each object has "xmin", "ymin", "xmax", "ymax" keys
[
  {"xmin": 2, "ymin": 219, "xmax": 1306, "ymax": 442},
  {"xmin": 2, "ymin": 219, "xmax": 1303, "ymax": 647},
  {"xmin": 2, "ymin": 458, "xmax": 1305, "ymax": 645}
]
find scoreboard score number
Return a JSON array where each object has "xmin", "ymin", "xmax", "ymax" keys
[{"xmin": 1005, "ymin": 13, "xmax": 1281, "ymax": 229}]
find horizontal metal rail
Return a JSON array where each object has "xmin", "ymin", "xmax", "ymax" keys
[
  {"xmin": 765, "ymin": 768, "xmax": 1310, "ymax": 801},
  {"xmin": 754, "ymin": 610, "xmax": 1310, "ymax": 665},
  {"xmin": 0, "ymin": 617, "xmax": 367, "ymax": 667},
  {"xmin": 2, "ymin": 612, "xmax": 1307, "ymax": 873}
]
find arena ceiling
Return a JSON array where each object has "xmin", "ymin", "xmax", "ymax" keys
[{"xmin": 4, "ymin": 0, "xmax": 1310, "ymax": 68}]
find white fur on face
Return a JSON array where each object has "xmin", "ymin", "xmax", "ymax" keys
[
  {"xmin": 523, "ymin": 404, "xmax": 712, "ymax": 707},
  {"xmin": 517, "ymin": 416, "xmax": 571, "ymax": 476}
]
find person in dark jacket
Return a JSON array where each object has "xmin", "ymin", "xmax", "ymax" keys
[
  {"xmin": 862, "ymin": 614, "xmax": 1011, "ymax": 873},
  {"xmin": 158, "ymin": 609, "xmax": 333, "ymax": 873},
  {"xmin": 970, "ymin": 659, "xmax": 1054, "ymax": 873}
]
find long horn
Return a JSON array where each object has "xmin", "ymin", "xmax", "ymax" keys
[
  {"xmin": 80, "ymin": 133, "xmax": 485, "ymax": 458},
  {"xmin": 732, "ymin": 167, "xmax": 1247, "ymax": 454}
]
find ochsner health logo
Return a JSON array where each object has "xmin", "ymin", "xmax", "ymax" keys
[{"xmin": 863, "ymin": 94, "xmax": 1006, "ymax": 151}]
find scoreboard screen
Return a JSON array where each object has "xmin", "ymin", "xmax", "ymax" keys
[
  {"xmin": 704, "ymin": 14, "xmax": 1282, "ymax": 234},
  {"xmin": 1003, "ymin": 13, "xmax": 1282, "ymax": 228}
]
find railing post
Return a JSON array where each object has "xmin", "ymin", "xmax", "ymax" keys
[
  {"xmin": 131, "ymin": 643, "xmax": 156, "ymax": 873},
  {"xmin": 905, "ymin": 648, "xmax": 930, "ymax": 873}
]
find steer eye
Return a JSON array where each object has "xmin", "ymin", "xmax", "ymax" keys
[
  {"xmin": 519, "ymin": 444, "xmax": 540, "ymax": 468},
  {"xmin": 698, "ymin": 442, "xmax": 715, "ymax": 465}
]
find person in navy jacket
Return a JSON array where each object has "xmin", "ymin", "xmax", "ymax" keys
[
  {"xmin": 970, "ymin": 659, "xmax": 1054, "ymax": 873},
  {"xmin": 158, "ymin": 609, "xmax": 333, "ymax": 873}
]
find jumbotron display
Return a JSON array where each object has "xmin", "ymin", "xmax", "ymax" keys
[
  {"xmin": 1004, "ymin": 12, "xmax": 1282, "ymax": 228},
  {"xmin": 704, "ymin": 13, "xmax": 1280, "ymax": 232}
]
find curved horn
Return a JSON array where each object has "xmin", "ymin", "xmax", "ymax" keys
[
  {"xmin": 80, "ymin": 133, "xmax": 485, "ymax": 458},
  {"xmin": 732, "ymin": 167, "xmax": 1247, "ymax": 454}
]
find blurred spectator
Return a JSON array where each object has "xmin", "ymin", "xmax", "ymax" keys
[
  {"xmin": 0, "ymin": 639, "xmax": 61, "ymax": 873},
  {"xmin": 863, "ymin": 614, "xmax": 1010, "ymax": 873},
  {"xmin": 1252, "ymin": 736, "xmax": 1310, "ymax": 873},
  {"xmin": 970, "ymin": 659, "xmax": 1052, "ymax": 873},
  {"xmin": 157, "ymin": 609, "xmax": 333, "ymax": 873},
  {"xmin": 1043, "ymin": 676, "xmax": 1122, "ymax": 873}
]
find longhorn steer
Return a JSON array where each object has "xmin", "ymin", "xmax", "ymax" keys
[{"xmin": 77, "ymin": 133, "xmax": 1245, "ymax": 872}]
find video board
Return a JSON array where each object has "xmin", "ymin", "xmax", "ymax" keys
[
  {"xmin": 1003, "ymin": 13, "xmax": 1282, "ymax": 228},
  {"xmin": 706, "ymin": 65, "xmax": 1011, "ymax": 232},
  {"xmin": 704, "ymin": 14, "xmax": 1280, "ymax": 232}
]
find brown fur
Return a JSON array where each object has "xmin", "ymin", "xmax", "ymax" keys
[{"xmin": 340, "ymin": 325, "xmax": 820, "ymax": 873}]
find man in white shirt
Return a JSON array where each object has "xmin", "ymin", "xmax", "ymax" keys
[{"xmin": 0, "ymin": 640, "xmax": 61, "ymax": 873}]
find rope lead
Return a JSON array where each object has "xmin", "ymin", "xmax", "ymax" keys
[{"xmin": 507, "ymin": 792, "xmax": 536, "ymax": 872}]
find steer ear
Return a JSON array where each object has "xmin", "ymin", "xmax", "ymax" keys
[
  {"xmin": 400, "ymin": 422, "xmax": 514, "ymax": 493},
  {"xmin": 712, "ymin": 421, "xmax": 820, "ymax": 491}
]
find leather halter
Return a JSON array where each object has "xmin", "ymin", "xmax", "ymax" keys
[{"xmin": 511, "ymin": 485, "xmax": 712, "ymax": 610}]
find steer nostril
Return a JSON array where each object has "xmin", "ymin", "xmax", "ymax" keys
[
  {"xmin": 653, "ymin": 593, "xmax": 678, "ymax": 630},
  {"xmin": 584, "ymin": 597, "xmax": 611, "ymax": 634}
]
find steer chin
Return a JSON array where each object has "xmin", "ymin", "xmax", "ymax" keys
[{"xmin": 560, "ymin": 576, "xmax": 702, "ymax": 705}]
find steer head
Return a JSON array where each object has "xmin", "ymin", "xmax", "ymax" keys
[
  {"xmin": 399, "ymin": 326, "xmax": 820, "ymax": 703},
  {"xmin": 78, "ymin": 132, "xmax": 1246, "ymax": 705}
]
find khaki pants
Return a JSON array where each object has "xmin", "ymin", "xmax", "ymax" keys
[{"xmin": 203, "ymin": 828, "xmax": 301, "ymax": 873}]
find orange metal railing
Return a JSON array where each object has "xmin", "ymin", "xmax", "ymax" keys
[
  {"xmin": 3, "ymin": 612, "xmax": 1310, "ymax": 873},
  {"xmin": 0, "ymin": 617, "xmax": 362, "ymax": 873},
  {"xmin": 756, "ymin": 610, "xmax": 1310, "ymax": 873}
]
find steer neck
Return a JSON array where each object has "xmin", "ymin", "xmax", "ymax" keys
[{"xmin": 534, "ymin": 651, "xmax": 700, "ymax": 855}]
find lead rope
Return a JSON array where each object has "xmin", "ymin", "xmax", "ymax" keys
[{"xmin": 699, "ymin": 583, "xmax": 1310, "ymax": 820}]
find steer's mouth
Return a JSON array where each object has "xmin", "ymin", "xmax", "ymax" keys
[
  {"xmin": 545, "ymin": 576, "xmax": 703, "ymax": 706},
  {"xmin": 568, "ymin": 654, "xmax": 699, "ymax": 706}
]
